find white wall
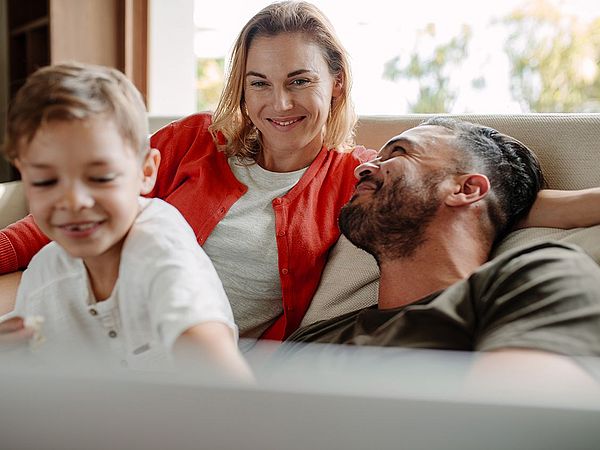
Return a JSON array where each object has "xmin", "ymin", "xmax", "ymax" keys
[{"xmin": 148, "ymin": 0, "xmax": 196, "ymax": 116}]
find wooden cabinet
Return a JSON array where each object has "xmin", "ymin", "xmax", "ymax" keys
[{"xmin": 1, "ymin": 0, "xmax": 147, "ymax": 182}]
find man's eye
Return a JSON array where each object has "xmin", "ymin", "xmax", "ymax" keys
[
  {"xmin": 31, "ymin": 179, "xmax": 57, "ymax": 187},
  {"xmin": 391, "ymin": 146, "xmax": 406, "ymax": 154}
]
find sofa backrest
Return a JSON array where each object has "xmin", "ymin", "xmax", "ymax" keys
[{"xmin": 355, "ymin": 113, "xmax": 600, "ymax": 190}]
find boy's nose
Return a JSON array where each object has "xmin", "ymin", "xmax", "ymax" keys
[
  {"xmin": 354, "ymin": 158, "xmax": 381, "ymax": 180},
  {"xmin": 57, "ymin": 184, "xmax": 94, "ymax": 210}
]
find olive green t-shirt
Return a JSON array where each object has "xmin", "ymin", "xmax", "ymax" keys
[{"xmin": 285, "ymin": 242, "xmax": 600, "ymax": 357}]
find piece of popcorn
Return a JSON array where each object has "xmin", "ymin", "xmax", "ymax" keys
[{"xmin": 24, "ymin": 315, "xmax": 46, "ymax": 350}]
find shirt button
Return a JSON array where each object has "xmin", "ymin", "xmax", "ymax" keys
[
  {"xmin": 273, "ymin": 198, "xmax": 282, "ymax": 205},
  {"xmin": 108, "ymin": 330, "xmax": 118, "ymax": 338},
  {"xmin": 89, "ymin": 309, "xmax": 98, "ymax": 316},
  {"xmin": 281, "ymin": 268, "xmax": 288, "ymax": 275},
  {"xmin": 277, "ymin": 231, "xmax": 286, "ymax": 237}
]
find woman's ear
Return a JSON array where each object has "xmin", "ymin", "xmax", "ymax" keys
[
  {"xmin": 445, "ymin": 173, "xmax": 490, "ymax": 207},
  {"xmin": 332, "ymin": 73, "xmax": 344, "ymax": 98},
  {"xmin": 140, "ymin": 148, "xmax": 161, "ymax": 195}
]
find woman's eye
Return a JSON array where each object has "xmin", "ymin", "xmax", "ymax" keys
[
  {"xmin": 291, "ymin": 79, "xmax": 309, "ymax": 86},
  {"xmin": 250, "ymin": 80, "xmax": 268, "ymax": 88},
  {"xmin": 391, "ymin": 146, "xmax": 406, "ymax": 154}
]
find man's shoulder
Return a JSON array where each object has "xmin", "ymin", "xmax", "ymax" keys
[
  {"xmin": 471, "ymin": 240, "xmax": 600, "ymax": 300},
  {"xmin": 485, "ymin": 240, "xmax": 597, "ymax": 273}
]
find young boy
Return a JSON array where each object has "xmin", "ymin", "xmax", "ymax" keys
[{"xmin": 0, "ymin": 63, "xmax": 251, "ymax": 378}]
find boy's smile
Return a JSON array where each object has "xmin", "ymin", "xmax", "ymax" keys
[{"xmin": 16, "ymin": 117, "xmax": 155, "ymax": 275}]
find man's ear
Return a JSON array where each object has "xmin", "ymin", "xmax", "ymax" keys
[
  {"xmin": 445, "ymin": 173, "xmax": 490, "ymax": 207},
  {"xmin": 140, "ymin": 148, "xmax": 161, "ymax": 195}
]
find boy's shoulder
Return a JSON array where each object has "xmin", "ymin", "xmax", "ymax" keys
[
  {"xmin": 122, "ymin": 197, "xmax": 202, "ymax": 262},
  {"xmin": 20, "ymin": 242, "xmax": 84, "ymax": 299}
]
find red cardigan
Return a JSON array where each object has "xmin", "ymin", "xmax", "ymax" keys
[{"xmin": 0, "ymin": 113, "xmax": 373, "ymax": 340}]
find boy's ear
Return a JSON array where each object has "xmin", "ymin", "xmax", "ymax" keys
[
  {"xmin": 445, "ymin": 173, "xmax": 490, "ymax": 207},
  {"xmin": 140, "ymin": 148, "xmax": 161, "ymax": 195}
]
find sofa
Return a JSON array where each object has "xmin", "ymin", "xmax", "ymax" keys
[
  {"xmin": 2, "ymin": 114, "xmax": 600, "ymax": 450},
  {"xmin": 2, "ymin": 113, "xmax": 600, "ymax": 321}
]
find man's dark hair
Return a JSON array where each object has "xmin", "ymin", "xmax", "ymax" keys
[{"xmin": 420, "ymin": 117, "xmax": 546, "ymax": 242}]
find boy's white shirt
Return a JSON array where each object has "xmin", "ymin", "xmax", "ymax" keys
[{"xmin": 6, "ymin": 197, "xmax": 237, "ymax": 369}]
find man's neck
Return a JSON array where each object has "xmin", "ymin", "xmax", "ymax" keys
[{"xmin": 377, "ymin": 222, "xmax": 491, "ymax": 310}]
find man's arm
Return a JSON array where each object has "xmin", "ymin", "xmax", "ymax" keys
[
  {"xmin": 519, "ymin": 187, "xmax": 600, "ymax": 229},
  {"xmin": 466, "ymin": 349, "xmax": 600, "ymax": 396}
]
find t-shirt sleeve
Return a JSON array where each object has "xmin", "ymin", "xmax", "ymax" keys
[
  {"xmin": 125, "ymin": 200, "xmax": 237, "ymax": 351},
  {"xmin": 474, "ymin": 244, "xmax": 600, "ymax": 356},
  {"xmin": 0, "ymin": 214, "xmax": 50, "ymax": 273}
]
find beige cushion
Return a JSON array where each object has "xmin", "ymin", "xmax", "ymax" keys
[
  {"xmin": 0, "ymin": 181, "xmax": 27, "ymax": 229},
  {"xmin": 355, "ymin": 113, "xmax": 600, "ymax": 190}
]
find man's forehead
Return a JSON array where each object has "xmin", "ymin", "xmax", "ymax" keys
[{"xmin": 380, "ymin": 125, "xmax": 454, "ymax": 151}]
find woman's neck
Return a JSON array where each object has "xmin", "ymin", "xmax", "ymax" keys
[{"xmin": 257, "ymin": 140, "xmax": 324, "ymax": 172}]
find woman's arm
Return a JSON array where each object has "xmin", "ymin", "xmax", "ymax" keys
[
  {"xmin": 519, "ymin": 188, "xmax": 600, "ymax": 229},
  {"xmin": 0, "ymin": 215, "xmax": 50, "ymax": 274},
  {"xmin": 0, "ymin": 271, "xmax": 21, "ymax": 315}
]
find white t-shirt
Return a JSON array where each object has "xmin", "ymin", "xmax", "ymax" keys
[
  {"xmin": 9, "ymin": 197, "xmax": 236, "ymax": 369},
  {"xmin": 203, "ymin": 158, "xmax": 307, "ymax": 339}
]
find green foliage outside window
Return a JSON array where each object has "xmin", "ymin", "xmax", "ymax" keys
[{"xmin": 197, "ymin": 58, "xmax": 225, "ymax": 112}]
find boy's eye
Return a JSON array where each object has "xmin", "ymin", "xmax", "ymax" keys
[
  {"xmin": 90, "ymin": 174, "xmax": 117, "ymax": 183},
  {"xmin": 30, "ymin": 179, "xmax": 57, "ymax": 187}
]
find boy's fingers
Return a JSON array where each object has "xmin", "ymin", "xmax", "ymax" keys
[{"xmin": 0, "ymin": 316, "xmax": 25, "ymax": 333}]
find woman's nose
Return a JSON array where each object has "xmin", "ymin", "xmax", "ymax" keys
[
  {"xmin": 273, "ymin": 88, "xmax": 293, "ymax": 111},
  {"xmin": 354, "ymin": 158, "xmax": 381, "ymax": 180}
]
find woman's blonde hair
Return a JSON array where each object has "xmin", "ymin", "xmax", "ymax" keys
[
  {"xmin": 209, "ymin": 1, "xmax": 356, "ymax": 158},
  {"xmin": 3, "ymin": 62, "xmax": 148, "ymax": 162}
]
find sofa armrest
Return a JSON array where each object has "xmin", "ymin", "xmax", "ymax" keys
[{"xmin": 0, "ymin": 181, "xmax": 28, "ymax": 229}]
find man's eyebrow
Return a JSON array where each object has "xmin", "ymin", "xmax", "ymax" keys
[{"xmin": 381, "ymin": 137, "xmax": 413, "ymax": 151}]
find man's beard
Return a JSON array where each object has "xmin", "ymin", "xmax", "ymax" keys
[{"xmin": 339, "ymin": 174, "xmax": 443, "ymax": 263}]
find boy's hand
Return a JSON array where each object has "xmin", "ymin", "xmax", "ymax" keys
[{"xmin": 0, "ymin": 316, "xmax": 34, "ymax": 350}]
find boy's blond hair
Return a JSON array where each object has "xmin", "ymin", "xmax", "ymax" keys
[
  {"xmin": 3, "ymin": 62, "xmax": 148, "ymax": 162},
  {"xmin": 209, "ymin": 0, "xmax": 356, "ymax": 159}
]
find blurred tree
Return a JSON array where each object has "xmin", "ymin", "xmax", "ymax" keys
[
  {"xmin": 502, "ymin": 0, "xmax": 600, "ymax": 112},
  {"xmin": 196, "ymin": 58, "xmax": 225, "ymax": 112},
  {"xmin": 383, "ymin": 24, "xmax": 480, "ymax": 113}
]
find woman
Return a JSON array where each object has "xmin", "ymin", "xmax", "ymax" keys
[{"xmin": 1, "ymin": 1, "xmax": 599, "ymax": 342}]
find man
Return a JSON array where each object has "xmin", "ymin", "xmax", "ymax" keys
[{"xmin": 285, "ymin": 118, "xmax": 600, "ymax": 383}]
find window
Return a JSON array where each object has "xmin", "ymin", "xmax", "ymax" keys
[{"xmin": 149, "ymin": 0, "xmax": 600, "ymax": 116}]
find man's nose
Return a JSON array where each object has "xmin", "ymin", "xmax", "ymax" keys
[
  {"xmin": 57, "ymin": 183, "xmax": 94, "ymax": 210},
  {"xmin": 354, "ymin": 158, "xmax": 381, "ymax": 180}
]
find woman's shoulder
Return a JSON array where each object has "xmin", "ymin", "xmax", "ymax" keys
[
  {"xmin": 328, "ymin": 145, "xmax": 377, "ymax": 165},
  {"xmin": 160, "ymin": 112, "xmax": 214, "ymax": 134}
]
